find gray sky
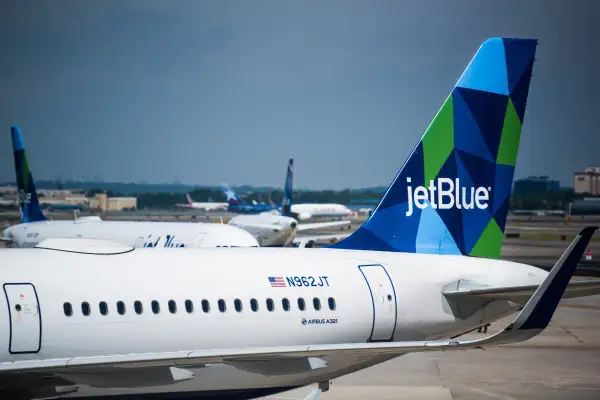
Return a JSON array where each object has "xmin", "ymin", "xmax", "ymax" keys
[{"xmin": 0, "ymin": 0, "xmax": 597, "ymax": 189}]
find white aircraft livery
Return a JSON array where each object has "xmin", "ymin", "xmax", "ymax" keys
[
  {"xmin": 282, "ymin": 159, "xmax": 354, "ymax": 221},
  {"xmin": 227, "ymin": 159, "xmax": 351, "ymax": 247},
  {"xmin": 175, "ymin": 193, "xmax": 228, "ymax": 212},
  {"xmin": 2, "ymin": 38, "xmax": 598, "ymax": 400},
  {"xmin": 1, "ymin": 127, "xmax": 259, "ymax": 249}
]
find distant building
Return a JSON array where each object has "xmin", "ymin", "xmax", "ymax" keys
[
  {"xmin": 574, "ymin": 167, "xmax": 600, "ymax": 195},
  {"xmin": 513, "ymin": 176, "xmax": 560, "ymax": 197},
  {"xmin": 88, "ymin": 193, "xmax": 137, "ymax": 212}
]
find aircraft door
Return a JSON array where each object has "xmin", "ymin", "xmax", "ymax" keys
[
  {"xmin": 358, "ymin": 264, "xmax": 397, "ymax": 342},
  {"xmin": 3, "ymin": 283, "xmax": 42, "ymax": 354}
]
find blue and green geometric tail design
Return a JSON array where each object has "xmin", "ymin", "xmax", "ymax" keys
[
  {"xmin": 281, "ymin": 158, "xmax": 294, "ymax": 217},
  {"xmin": 329, "ymin": 38, "xmax": 537, "ymax": 259},
  {"xmin": 11, "ymin": 126, "xmax": 46, "ymax": 223}
]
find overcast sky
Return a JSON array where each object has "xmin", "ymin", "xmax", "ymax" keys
[{"xmin": 0, "ymin": 0, "xmax": 597, "ymax": 189}]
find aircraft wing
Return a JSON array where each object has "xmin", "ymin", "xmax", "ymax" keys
[
  {"xmin": 443, "ymin": 278, "xmax": 600, "ymax": 303},
  {"xmin": 296, "ymin": 220, "xmax": 352, "ymax": 232},
  {"xmin": 242, "ymin": 223, "xmax": 283, "ymax": 232},
  {"xmin": 0, "ymin": 237, "xmax": 12, "ymax": 243},
  {"xmin": 293, "ymin": 233, "xmax": 351, "ymax": 247},
  {"xmin": 0, "ymin": 227, "xmax": 595, "ymax": 377}
]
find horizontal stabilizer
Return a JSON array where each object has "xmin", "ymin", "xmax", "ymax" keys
[
  {"xmin": 2, "ymin": 228, "xmax": 594, "ymax": 376},
  {"xmin": 443, "ymin": 278, "xmax": 600, "ymax": 303},
  {"xmin": 296, "ymin": 220, "xmax": 352, "ymax": 232},
  {"xmin": 293, "ymin": 232, "xmax": 352, "ymax": 246}
]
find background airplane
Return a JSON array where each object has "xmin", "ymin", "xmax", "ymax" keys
[
  {"xmin": 1, "ymin": 127, "xmax": 260, "ymax": 249},
  {"xmin": 226, "ymin": 159, "xmax": 351, "ymax": 246},
  {"xmin": 221, "ymin": 184, "xmax": 277, "ymax": 214},
  {"xmin": 175, "ymin": 193, "xmax": 228, "ymax": 212},
  {"xmin": 281, "ymin": 159, "xmax": 354, "ymax": 221}
]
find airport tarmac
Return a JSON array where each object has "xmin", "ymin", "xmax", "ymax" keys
[{"xmin": 262, "ymin": 293, "xmax": 600, "ymax": 400}]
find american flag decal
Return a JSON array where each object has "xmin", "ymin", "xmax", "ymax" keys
[{"xmin": 268, "ymin": 276, "xmax": 286, "ymax": 287}]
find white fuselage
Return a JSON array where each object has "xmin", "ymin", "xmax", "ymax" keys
[
  {"xmin": 176, "ymin": 202, "xmax": 228, "ymax": 211},
  {"xmin": 228, "ymin": 214, "xmax": 298, "ymax": 246},
  {"xmin": 0, "ymin": 247, "xmax": 547, "ymax": 393},
  {"xmin": 291, "ymin": 204, "xmax": 353, "ymax": 220},
  {"xmin": 2, "ymin": 218, "xmax": 259, "ymax": 248}
]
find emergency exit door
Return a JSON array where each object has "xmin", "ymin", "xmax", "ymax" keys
[
  {"xmin": 358, "ymin": 265, "xmax": 397, "ymax": 341},
  {"xmin": 4, "ymin": 283, "xmax": 42, "ymax": 354}
]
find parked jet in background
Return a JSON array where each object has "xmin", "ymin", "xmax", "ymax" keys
[
  {"xmin": 226, "ymin": 158, "xmax": 351, "ymax": 246},
  {"xmin": 2, "ymin": 38, "xmax": 581, "ymax": 400},
  {"xmin": 1, "ymin": 127, "xmax": 259, "ymax": 249},
  {"xmin": 221, "ymin": 184, "xmax": 277, "ymax": 214},
  {"xmin": 281, "ymin": 159, "xmax": 354, "ymax": 221},
  {"xmin": 175, "ymin": 193, "xmax": 228, "ymax": 212}
]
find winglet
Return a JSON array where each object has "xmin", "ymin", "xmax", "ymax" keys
[{"xmin": 471, "ymin": 226, "xmax": 598, "ymax": 346}]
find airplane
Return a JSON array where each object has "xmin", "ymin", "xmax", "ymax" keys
[
  {"xmin": 3, "ymin": 37, "xmax": 600, "ymax": 400},
  {"xmin": 174, "ymin": 193, "xmax": 228, "ymax": 212},
  {"xmin": 227, "ymin": 160, "xmax": 351, "ymax": 246},
  {"xmin": 0, "ymin": 127, "xmax": 260, "ymax": 249},
  {"xmin": 221, "ymin": 184, "xmax": 278, "ymax": 214},
  {"xmin": 281, "ymin": 159, "xmax": 354, "ymax": 221}
]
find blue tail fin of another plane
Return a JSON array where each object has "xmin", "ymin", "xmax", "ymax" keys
[
  {"xmin": 281, "ymin": 158, "xmax": 294, "ymax": 217},
  {"xmin": 329, "ymin": 38, "xmax": 537, "ymax": 259},
  {"xmin": 221, "ymin": 185, "xmax": 244, "ymax": 206},
  {"xmin": 11, "ymin": 126, "xmax": 46, "ymax": 223}
]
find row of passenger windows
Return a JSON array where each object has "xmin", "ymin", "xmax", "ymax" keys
[{"xmin": 63, "ymin": 297, "xmax": 336, "ymax": 317}]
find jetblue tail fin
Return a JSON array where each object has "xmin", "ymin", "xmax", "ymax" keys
[
  {"xmin": 11, "ymin": 126, "xmax": 46, "ymax": 223},
  {"xmin": 329, "ymin": 38, "xmax": 537, "ymax": 259},
  {"xmin": 281, "ymin": 158, "xmax": 294, "ymax": 217}
]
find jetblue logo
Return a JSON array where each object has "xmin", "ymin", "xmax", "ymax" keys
[
  {"xmin": 143, "ymin": 234, "xmax": 186, "ymax": 248},
  {"xmin": 405, "ymin": 178, "xmax": 491, "ymax": 217}
]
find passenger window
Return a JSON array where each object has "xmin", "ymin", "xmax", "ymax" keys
[
  {"xmin": 99, "ymin": 301, "xmax": 108, "ymax": 316},
  {"xmin": 282, "ymin": 298, "xmax": 290, "ymax": 311},
  {"xmin": 151, "ymin": 300, "xmax": 160, "ymax": 314},
  {"xmin": 250, "ymin": 298, "xmax": 258, "ymax": 312},
  {"xmin": 266, "ymin": 298, "xmax": 274, "ymax": 312},
  {"xmin": 202, "ymin": 299, "xmax": 210, "ymax": 313},
  {"xmin": 117, "ymin": 301, "xmax": 126, "ymax": 315},
  {"xmin": 185, "ymin": 300, "xmax": 194, "ymax": 313},
  {"xmin": 328, "ymin": 297, "xmax": 336, "ymax": 311},
  {"xmin": 168, "ymin": 300, "xmax": 177, "ymax": 314},
  {"xmin": 313, "ymin": 298, "xmax": 321, "ymax": 311},
  {"xmin": 234, "ymin": 299, "xmax": 242, "ymax": 312},
  {"xmin": 81, "ymin": 302, "xmax": 90, "ymax": 316},
  {"xmin": 134, "ymin": 301, "xmax": 143, "ymax": 315},
  {"xmin": 218, "ymin": 299, "xmax": 226, "ymax": 313},
  {"xmin": 63, "ymin": 302, "xmax": 73, "ymax": 317},
  {"xmin": 297, "ymin": 298, "xmax": 306, "ymax": 311}
]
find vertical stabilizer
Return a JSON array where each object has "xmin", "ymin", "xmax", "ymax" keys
[
  {"xmin": 11, "ymin": 126, "xmax": 46, "ymax": 223},
  {"xmin": 329, "ymin": 38, "xmax": 537, "ymax": 259},
  {"xmin": 282, "ymin": 158, "xmax": 294, "ymax": 217}
]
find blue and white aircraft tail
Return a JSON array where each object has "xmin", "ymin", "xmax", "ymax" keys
[
  {"xmin": 221, "ymin": 184, "xmax": 276, "ymax": 214},
  {"xmin": 281, "ymin": 158, "xmax": 294, "ymax": 217},
  {"xmin": 10, "ymin": 126, "xmax": 47, "ymax": 223},
  {"xmin": 329, "ymin": 38, "xmax": 537, "ymax": 259}
]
